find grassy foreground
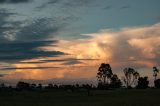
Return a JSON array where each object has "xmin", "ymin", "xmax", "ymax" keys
[{"xmin": 0, "ymin": 89, "xmax": 160, "ymax": 106}]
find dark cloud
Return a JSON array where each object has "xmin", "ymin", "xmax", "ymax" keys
[
  {"xmin": 0, "ymin": 0, "xmax": 31, "ymax": 4},
  {"xmin": 62, "ymin": 60, "xmax": 82, "ymax": 65},
  {"xmin": 0, "ymin": 0, "xmax": 100, "ymax": 64},
  {"xmin": 0, "ymin": 40, "xmax": 65, "ymax": 62},
  {"xmin": 0, "ymin": 8, "xmax": 68, "ymax": 42},
  {"xmin": 0, "ymin": 66, "xmax": 60, "ymax": 70},
  {"xmin": 41, "ymin": 58, "xmax": 99, "ymax": 62},
  {"xmin": 39, "ymin": 58, "xmax": 99, "ymax": 65},
  {"xmin": 1, "ymin": 58, "xmax": 99, "ymax": 66},
  {"xmin": 0, "ymin": 9, "xmax": 67, "ymax": 63},
  {"xmin": 63, "ymin": 0, "xmax": 91, "ymax": 7},
  {"xmin": 16, "ymin": 18, "xmax": 63, "ymax": 41},
  {"xmin": 17, "ymin": 61, "xmax": 46, "ymax": 64},
  {"xmin": 15, "ymin": 58, "xmax": 99, "ymax": 65},
  {"xmin": 36, "ymin": 0, "xmax": 96, "ymax": 10},
  {"xmin": 36, "ymin": 0, "xmax": 59, "ymax": 10},
  {"xmin": 48, "ymin": 0, "xmax": 59, "ymax": 4},
  {"xmin": 0, "ymin": 9, "xmax": 19, "ymax": 43}
]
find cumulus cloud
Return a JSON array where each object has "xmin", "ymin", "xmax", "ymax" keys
[{"xmin": 55, "ymin": 23, "xmax": 160, "ymax": 69}]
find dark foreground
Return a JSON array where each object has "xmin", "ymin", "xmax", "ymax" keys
[{"xmin": 0, "ymin": 89, "xmax": 160, "ymax": 106}]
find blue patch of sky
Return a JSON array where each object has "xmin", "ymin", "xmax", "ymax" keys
[{"xmin": 0, "ymin": 0, "xmax": 159, "ymax": 39}]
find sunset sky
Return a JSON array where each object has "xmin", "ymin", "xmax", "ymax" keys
[{"xmin": 0, "ymin": 0, "xmax": 160, "ymax": 83}]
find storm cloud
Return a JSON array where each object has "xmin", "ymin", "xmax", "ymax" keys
[
  {"xmin": 0, "ymin": 40, "xmax": 65, "ymax": 62},
  {"xmin": 0, "ymin": 9, "xmax": 66, "ymax": 63},
  {"xmin": 57, "ymin": 23, "xmax": 160, "ymax": 70}
]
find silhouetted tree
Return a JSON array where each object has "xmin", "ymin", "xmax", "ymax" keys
[
  {"xmin": 97, "ymin": 82, "xmax": 105, "ymax": 89},
  {"xmin": 136, "ymin": 77, "xmax": 149, "ymax": 89},
  {"xmin": 76, "ymin": 84, "xmax": 80, "ymax": 89},
  {"xmin": 82, "ymin": 84, "xmax": 92, "ymax": 96},
  {"xmin": 154, "ymin": 79, "xmax": 160, "ymax": 88},
  {"xmin": 37, "ymin": 83, "xmax": 42, "ymax": 90},
  {"xmin": 153, "ymin": 67, "xmax": 159, "ymax": 80},
  {"xmin": 53, "ymin": 84, "xmax": 58, "ymax": 89},
  {"xmin": 64, "ymin": 85, "xmax": 74, "ymax": 91},
  {"xmin": 123, "ymin": 67, "xmax": 140, "ymax": 88},
  {"xmin": 16, "ymin": 81, "xmax": 30, "ymax": 90},
  {"xmin": 45, "ymin": 83, "xmax": 54, "ymax": 89},
  {"xmin": 97, "ymin": 63, "xmax": 113, "ymax": 84},
  {"xmin": 110, "ymin": 74, "xmax": 122, "ymax": 88},
  {"xmin": 31, "ymin": 83, "xmax": 36, "ymax": 89},
  {"xmin": 0, "ymin": 83, "xmax": 5, "ymax": 88}
]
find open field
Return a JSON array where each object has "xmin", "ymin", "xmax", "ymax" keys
[{"xmin": 0, "ymin": 89, "xmax": 160, "ymax": 106}]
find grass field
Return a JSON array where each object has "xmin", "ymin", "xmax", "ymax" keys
[{"xmin": 0, "ymin": 89, "xmax": 160, "ymax": 106}]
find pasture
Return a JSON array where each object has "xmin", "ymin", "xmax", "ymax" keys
[{"xmin": 0, "ymin": 89, "xmax": 160, "ymax": 106}]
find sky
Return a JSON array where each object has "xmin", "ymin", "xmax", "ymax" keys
[{"xmin": 0, "ymin": 0, "xmax": 160, "ymax": 84}]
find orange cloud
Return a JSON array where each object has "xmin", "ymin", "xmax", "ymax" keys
[
  {"xmin": 5, "ymin": 65, "xmax": 98, "ymax": 80},
  {"xmin": 3, "ymin": 23, "xmax": 160, "ymax": 80},
  {"xmin": 128, "ymin": 37, "xmax": 160, "ymax": 59}
]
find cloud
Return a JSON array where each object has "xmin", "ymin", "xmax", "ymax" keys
[
  {"xmin": 15, "ymin": 18, "xmax": 64, "ymax": 41},
  {"xmin": 128, "ymin": 37, "xmax": 160, "ymax": 59},
  {"xmin": 0, "ymin": 40, "xmax": 65, "ymax": 62},
  {"xmin": 0, "ymin": 0, "xmax": 31, "ymax": 4},
  {"xmin": 2, "ymin": 21, "xmax": 160, "ymax": 80},
  {"xmin": 62, "ymin": 60, "xmax": 82, "ymax": 65},
  {"xmin": 3, "ymin": 58, "xmax": 97, "ymax": 65},
  {"xmin": 63, "ymin": 0, "xmax": 92, "ymax": 7},
  {"xmin": 0, "ymin": 9, "xmax": 20, "ymax": 43},
  {"xmin": 4, "ymin": 65, "xmax": 97, "ymax": 80},
  {"xmin": 0, "ymin": 66, "xmax": 59, "ymax": 70},
  {"xmin": 55, "ymin": 23, "xmax": 160, "ymax": 70},
  {"xmin": 0, "ymin": 9, "xmax": 67, "ymax": 63},
  {"xmin": 0, "ymin": 74, "xmax": 6, "ymax": 77},
  {"xmin": 0, "ymin": 8, "xmax": 78, "ymax": 41},
  {"xmin": 36, "ymin": 0, "xmax": 97, "ymax": 11},
  {"xmin": 36, "ymin": 0, "xmax": 59, "ymax": 10},
  {"xmin": 41, "ymin": 58, "xmax": 99, "ymax": 62},
  {"xmin": 15, "ymin": 58, "xmax": 99, "ymax": 65}
]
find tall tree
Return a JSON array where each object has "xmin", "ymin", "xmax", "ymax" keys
[
  {"xmin": 154, "ymin": 79, "xmax": 160, "ymax": 88},
  {"xmin": 110, "ymin": 74, "xmax": 122, "ymax": 88},
  {"xmin": 153, "ymin": 67, "xmax": 159, "ymax": 80},
  {"xmin": 136, "ymin": 77, "xmax": 149, "ymax": 89},
  {"xmin": 123, "ymin": 67, "xmax": 140, "ymax": 88},
  {"xmin": 97, "ymin": 63, "xmax": 113, "ymax": 84}
]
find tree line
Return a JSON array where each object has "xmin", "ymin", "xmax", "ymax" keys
[
  {"xmin": 97, "ymin": 63, "xmax": 160, "ymax": 89},
  {"xmin": 0, "ymin": 63, "xmax": 160, "ymax": 93}
]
